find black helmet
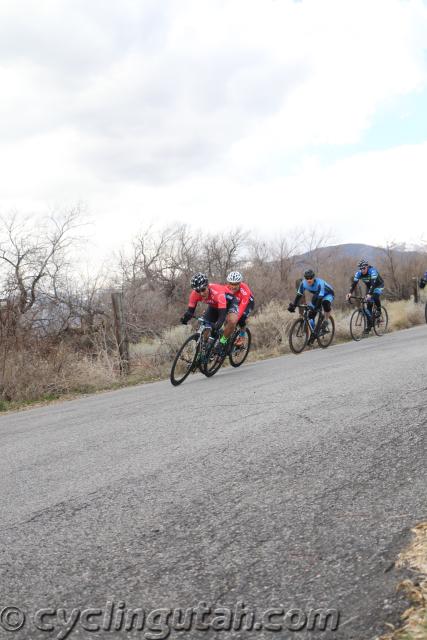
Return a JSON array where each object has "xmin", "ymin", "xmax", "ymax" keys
[
  {"xmin": 191, "ymin": 272, "xmax": 209, "ymax": 292},
  {"xmin": 304, "ymin": 269, "xmax": 315, "ymax": 280},
  {"xmin": 358, "ymin": 257, "xmax": 369, "ymax": 269}
]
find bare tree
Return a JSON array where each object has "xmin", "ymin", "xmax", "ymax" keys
[
  {"xmin": 0, "ymin": 209, "xmax": 82, "ymax": 316},
  {"xmin": 202, "ymin": 228, "xmax": 248, "ymax": 280},
  {"xmin": 300, "ymin": 227, "xmax": 334, "ymax": 273},
  {"xmin": 273, "ymin": 230, "xmax": 305, "ymax": 284}
]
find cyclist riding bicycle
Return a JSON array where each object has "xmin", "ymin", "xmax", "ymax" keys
[
  {"xmin": 419, "ymin": 271, "xmax": 427, "ymax": 289},
  {"xmin": 346, "ymin": 258, "xmax": 384, "ymax": 334},
  {"xmin": 224, "ymin": 271, "xmax": 255, "ymax": 346},
  {"xmin": 180, "ymin": 273, "xmax": 239, "ymax": 355},
  {"xmin": 288, "ymin": 269, "xmax": 334, "ymax": 343}
]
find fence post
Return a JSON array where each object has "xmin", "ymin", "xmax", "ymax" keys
[
  {"xmin": 411, "ymin": 277, "xmax": 419, "ymax": 304},
  {"xmin": 111, "ymin": 292, "xmax": 129, "ymax": 375}
]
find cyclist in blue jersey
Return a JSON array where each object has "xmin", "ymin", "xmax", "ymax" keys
[
  {"xmin": 419, "ymin": 271, "xmax": 427, "ymax": 289},
  {"xmin": 346, "ymin": 258, "xmax": 384, "ymax": 334},
  {"xmin": 288, "ymin": 269, "xmax": 334, "ymax": 343}
]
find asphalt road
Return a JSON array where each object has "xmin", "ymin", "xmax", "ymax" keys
[{"xmin": 1, "ymin": 326, "xmax": 426, "ymax": 640}]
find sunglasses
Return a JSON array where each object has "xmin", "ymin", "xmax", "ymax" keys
[{"xmin": 197, "ymin": 286, "xmax": 208, "ymax": 293}]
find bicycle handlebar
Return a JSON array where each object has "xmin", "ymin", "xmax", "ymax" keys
[
  {"xmin": 196, "ymin": 317, "xmax": 213, "ymax": 326},
  {"xmin": 347, "ymin": 295, "xmax": 369, "ymax": 304}
]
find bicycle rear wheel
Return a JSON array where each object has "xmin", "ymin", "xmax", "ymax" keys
[
  {"xmin": 170, "ymin": 334, "xmax": 200, "ymax": 386},
  {"xmin": 350, "ymin": 309, "xmax": 366, "ymax": 341},
  {"xmin": 373, "ymin": 306, "xmax": 388, "ymax": 336},
  {"xmin": 317, "ymin": 316, "xmax": 335, "ymax": 348},
  {"xmin": 229, "ymin": 328, "xmax": 251, "ymax": 367},
  {"xmin": 289, "ymin": 318, "xmax": 309, "ymax": 354}
]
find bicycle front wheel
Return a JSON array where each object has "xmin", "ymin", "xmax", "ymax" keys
[
  {"xmin": 289, "ymin": 318, "xmax": 309, "ymax": 354},
  {"xmin": 170, "ymin": 334, "xmax": 200, "ymax": 386},
  {"xmin": 317, "ymin": 316, "xmax": 335, "ymax": 349},
  {"xmin": 229, "ymin": 328, "xmax": 251, "ymax": 367},
  {"xmin": 373, "ymin": 306, "xmax": 388, "ymax": 336},
  {"xmin": 202, "ymin": 339, "xmax": 226, "ymax": 377},
  {"xmin": 350, "ymin": 309, "xmax": 366, "ymax": 341}
]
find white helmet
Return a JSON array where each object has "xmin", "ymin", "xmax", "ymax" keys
[{"xmin": 226, "ymin": 271, "xmax": 243, "ymax": 284}]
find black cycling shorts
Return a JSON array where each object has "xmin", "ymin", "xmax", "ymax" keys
[
  {"xmin": 322, "ymin": 299, "xmax": 332, "ymax": 313},
  {"xmin": 203, "ymin": 294, "xmax": 239, "ymax": 324}
]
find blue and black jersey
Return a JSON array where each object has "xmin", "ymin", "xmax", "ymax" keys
[
  {"xmin": 350, "ymin": 266, "xmax": 384, "ymax": 295},
  {"xmin": 294, "ymin": 277, "xmax": 334, "ymax": 306},
  {"xmin": 420, "ymin": 271, "xmax": 427, "ymax": 289}
]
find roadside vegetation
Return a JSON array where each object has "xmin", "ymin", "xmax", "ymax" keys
[
  {"xmin": 0, "ymin": 211, "xmax": 426, "ymax": 409},
  {"xmin": 379, "ymin": 522, "xmax": 427, "ymax": 640}
]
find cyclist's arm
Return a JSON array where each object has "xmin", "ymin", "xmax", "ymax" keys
[
  {"xmin": 318, "ymin": 279, "xmax": 326, "ymax": 298},
  {"xmin": 349, "ymin": 271, "xmax": 360, "ymax": 294},
  {"xmin": 181, "ymin": 305, "xmax": 196, "ymax": 323},
  {"xmin": 293, "ymin": 281, "xmax": 305, "ymax": 306},
  {"xmin": 213, "ymin": 308, "xmax": 227, "ymax": 332},
  {"xmin": 181, "ymin": 291, "xmax": 200, "ymax": 322}
]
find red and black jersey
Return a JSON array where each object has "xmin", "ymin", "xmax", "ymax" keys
[
  {"xmin": 225, "ymin": 282, "xmax": 254, "ymax": 320},
  {"xmin": 188, "ymin": 284, "xmax": 230, "ymax": 309}
]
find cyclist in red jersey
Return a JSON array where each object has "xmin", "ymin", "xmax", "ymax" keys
[
  {"xmin": 180, "ymin": 273, "xmax": 239, "ymax": 354},
  {"xmin": 224, "ymin": 271, "xmax": 255, "ymax": 346}
]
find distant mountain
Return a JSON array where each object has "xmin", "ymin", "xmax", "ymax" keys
[{"xmin": 294, "ymin": 243, "xmax": 423, "ymax": 267}]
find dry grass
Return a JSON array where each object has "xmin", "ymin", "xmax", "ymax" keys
[
  {"xmin": 388, "ymin": 300, "xmax": 425, "ymax": 330},
  {"xmin": 0, "ymin": 343, "xmax": 119, "ymax": 404},
  {"xmin": 377, "ymin": 522, "xmax": 427, "ymax": 640}
]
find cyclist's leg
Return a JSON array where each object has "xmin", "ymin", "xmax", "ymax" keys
[
  {"xmin": 223, "ymin": 295, "xmax": 239, "ymax": 340},
  {"xmin": 321, "ymin": 297, "xmax": 333, "ymax": 330},
  {"xmin": 308, "ymin": 301, "xmax": 316, "ymax": 321},
  {"xmin": 322, "ymin": 296, "xmax": 333, "ymax": 319},
  {"xmin": 372, "ymin": 288, "xmax": 383, "ymax": 313},
  {"xmin": 203, "ymin": 306, "xmax": 218, "ymax": 335},
  {"xmin": 235, "ymin": 298, "xmax": 254, "ymax": 345},
  {"xmin": 307, "ymin": 302, "xmax": 318, "ymax": 342},
  {"xmin": 364, "ymin": 286, "xmax": 374, "ymax": 328}
]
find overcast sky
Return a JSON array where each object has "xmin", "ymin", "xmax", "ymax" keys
[{"xmin": 1, "ymin": 0, "xmax": 426, "ymax": 262}]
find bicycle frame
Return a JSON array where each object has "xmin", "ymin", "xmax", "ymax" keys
[
  {"xmin": 297, "ymin": 304, "xmax": 324, "ymax": 336},
  {"xmin": 348, "ymin": 296, "xmax": 379, "ymax": 319}
]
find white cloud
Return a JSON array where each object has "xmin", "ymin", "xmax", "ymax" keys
[{"xmin": 0, "ymin": 0, "xmax": 426, "ymax": 261}]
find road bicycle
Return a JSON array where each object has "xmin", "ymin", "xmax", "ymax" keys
[
  {"xmin": 170, "ymin": 318, "xmax": 252, "ymax": 385},
  {"xmin": 170, "ymin": 318, "xmax": 216, "ymax": 386},
  {"xmin": 348, "ymin": 296, "xmax": 388, "ymax": 341},
  {"xmin": 199, "ymin": 323, "xmax": 252, "ymax": 377},
  {"xmin": 288, "ymin": 304, "xmax": 335, "ymax": 354}
]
